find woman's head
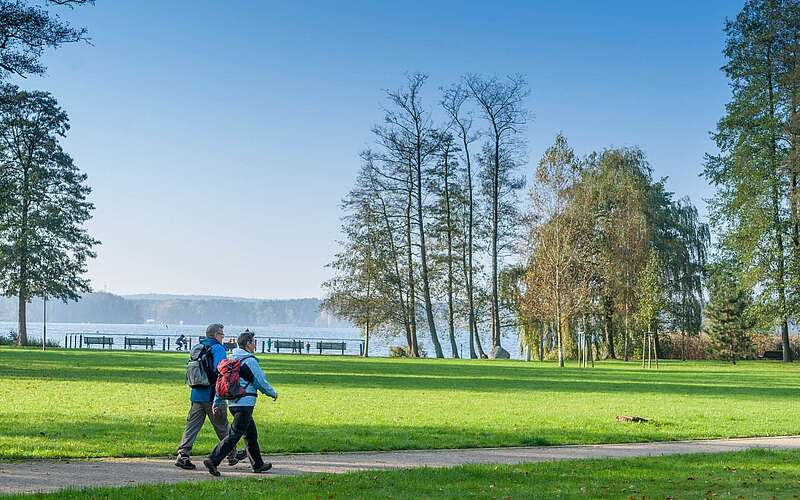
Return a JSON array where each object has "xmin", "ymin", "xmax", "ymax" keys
[{"xmin": 237, "ymin": 330, "xmax": 256, "ymax": 351}]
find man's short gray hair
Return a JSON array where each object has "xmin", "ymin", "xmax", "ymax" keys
[{"xmin": 206, "ymin": 323, "xmax": 224, "ymax": 338}]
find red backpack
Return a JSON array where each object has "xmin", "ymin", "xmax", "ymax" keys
[{"xmin": 215, "ymin": 355, "xmax": 257, "ymax": 400}]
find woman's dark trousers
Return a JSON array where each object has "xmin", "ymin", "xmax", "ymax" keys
[{"xmin": 208, "ymin": 406, "xmax": 263, "ymax": 469}]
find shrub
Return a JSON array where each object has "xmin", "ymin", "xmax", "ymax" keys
[
  {"xmin": 389, "ymin": 346, "xmax": 409, "ymax": 357},
  {"xmin": 0, "ymin": 330, "xmax": 18, "ymax": 346},
  {"xmin": 28, "ymin": 337, "xmax": 61, "ymax": 348}
]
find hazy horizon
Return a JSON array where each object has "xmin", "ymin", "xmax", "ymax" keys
[{"xmin": 9, "ymin": 0, "xmax": 743, "ymax": 299}]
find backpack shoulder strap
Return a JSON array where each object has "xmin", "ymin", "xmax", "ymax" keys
[
  {"xmin": 189, "ymin": 344, "xmax": 207, "ymax": 361},
  {"xmin": 238, "ymin": 355, "xmax": 257, "ymax": 384}
]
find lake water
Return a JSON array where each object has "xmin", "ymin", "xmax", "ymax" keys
[{"xmin": 0, "ymin": 321, "xmax": 524, "ymax": 359}]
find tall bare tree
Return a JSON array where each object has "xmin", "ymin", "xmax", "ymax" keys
[
  {"xmin": 428, "ymin": 131, "xmax": 462, "ymax": 357},
  {"xmin": 466, "ymin": 74, "xmax": 528, "ymax": 350},
  {"xmin": 442, "ymin": 84, "xmax": 481, "ymax": 358},
  {"xmin": 379, "ymin": 73, "xmax": 445, "ymax": 357}
]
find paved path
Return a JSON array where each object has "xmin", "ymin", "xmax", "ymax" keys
[{"xmin": 1, "ymin": 436, "xmax": 799, "ymax": 495}]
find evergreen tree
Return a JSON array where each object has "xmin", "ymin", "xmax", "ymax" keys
[
  {"xmin": 0, "ymin": 85, "xmax": 98, "ymax": 345},
  {"xmin": 705, "ymin": 269, "xmax": 755, "ymax": 364}
]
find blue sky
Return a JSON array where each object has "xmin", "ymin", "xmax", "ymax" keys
[{"xmin": 17, "ymin": 0, "xmax": 741, "ymax": 299}]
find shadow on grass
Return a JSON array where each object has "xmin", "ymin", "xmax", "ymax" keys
[{"xmin": 0, "ymin": 412, "xmax": 714, "ymax": 460}]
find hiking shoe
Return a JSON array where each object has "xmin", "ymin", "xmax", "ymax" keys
[
  {"xmin": 252, "ymin": 463, "xmax": 272, "ymax": 473},
  {"xmin": 203, "ymin": 458, "xmax": 220, "ymax": 477},
  {"xmin": 174, "ymin": 455, "xmax": 196, "ymax": 470},
  {"xmin": 228, "ymin": 449, "xmax": 247, "ymax": 466}
]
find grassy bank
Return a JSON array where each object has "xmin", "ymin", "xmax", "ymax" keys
[{"xmin": 1, "ymin": 348, "xmax": 798, "ymax": 459}]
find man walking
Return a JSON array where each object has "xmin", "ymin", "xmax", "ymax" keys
[
  {"xmin": 204, "ymin": 330, "xmax": 278, "ymax": 475},
  {"xmin": 175, "ymin": 323, "xmax": 244, "ymax": 470}
]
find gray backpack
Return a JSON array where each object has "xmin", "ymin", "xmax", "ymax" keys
[{"xmin": 186, "ymin": 344, "xmax": 214, "ymax": 388}]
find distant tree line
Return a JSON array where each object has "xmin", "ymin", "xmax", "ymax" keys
[{"xmin": 0, "ymin": 293, "xmax": 346, "ymax": 328}]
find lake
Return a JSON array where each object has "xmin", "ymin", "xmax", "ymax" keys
[{"xmin": 0, "ymin": 321, "xmax": 524, "ymax": 359}]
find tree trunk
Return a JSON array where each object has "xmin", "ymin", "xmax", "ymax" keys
[
  {"xmin": 17, "ymin": 287, "xmax": 28, "ymax": 346},
  {"xmin": 473, "ymin": 313, "xmax": 486, "ymax": 358},
  {"xmin": 490, "ymin": 133, "xmax": 501, "ymax": 348},
  {"xmin": 642, "ymin": 331, "xmax": 647, "ymax": 369},
  {"xmin": 653, "ymin": 330, "xmax": 662, "ymax": 360},
  {"xmin": 378, "ymin": 196, "xmax": 412, "ymax": 352},
  {"xmin": 538, "ymin": 327, "xmax": 544, "ymax": 361},
  {"xmin": 461, "ymin": 123, "xmax": 479, "ymax": 359},
  {"xmin": 364, "ymin": 316, "xmax": 370, "ymax": 358},
  {"xmin": 623, "ymin": 303, "xmax": 630, "ymax": 362},
  {"xmin": 444, "ymin": 155, "xmax": 458, "ymax": 358},
  {"xmin": 461, "ymin": 249, "xmax": 477, "ymax": 359},
  {"xmin": 603, "ymin": 296, "xmax": 616, "ymax": 359},
  {"xmin": 555, "ymin": 300, "xmax": 564, "ymax": 368},
  {"xmin": 16, "ymin": 175, "xmax": 30, "ymax": 347},
  {"xmin": 767, "ymin": 45, "xmax": 792, "ymax": 363},
  {"xmin": 406, "ymin": 189, "xmax": 419, "ymax": 357},
  {"xmin": 556, "ymin": 317, "xmax": 563, "ymax": 367},
  {"xmin": 414, "ymin": 150, "xmax": 443, "ymax": 358}
]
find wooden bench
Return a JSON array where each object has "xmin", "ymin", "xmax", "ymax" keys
[
  {"xmin": 274, "ymin": 340, "xmax": 303, "ymax": 353},
  {"xmin": 83, "ymin": 336, "xmax": 114, "ymax": 349},
  {"xmin": 759, "ymin": 350, "xmax": 784, "ymax": 360},
  {"xmin": 317, "ymin": 341, "xmax": 346, "ymax": 355},
  {"xmin": 124, "ymin": 337, "xmax": 155, "ymax": 350}
]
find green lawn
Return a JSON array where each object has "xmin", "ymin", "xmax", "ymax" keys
[
  {"xmin": 1, "ymin": 348, "xmax": 798, "ymax": 459},
  {"xmin": 10, "ymin": 449, "xmax": 800, "ymax": 499}
]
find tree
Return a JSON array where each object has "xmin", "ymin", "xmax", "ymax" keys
[
  {"xmin": 377, "ymin": 73, "xmax": 445, "ymax": 358},
  {"xmin": 0, "ymin": 85, "xmax": 97, "ymax": 345},
  {"xmin": 442, "ymin": 84, "xmax": 481, "ymax": 358},
  {"xmin": 666, "ymin": 198, "xmax": 710, "ymax": 360},
  {"xmin": 522, "ymin": 134, "xmax": 592, "ymax": 367},
  {"xmin": 428, "ymin": 131, "xmax": 462, "ymax": 357},
  {"xmin": 635, "ymin": 249, "xmax": 666, "ymax": 368},
  {"xmin": 0, "ymin": 0, "xmax": 92, "ymax": 80},
  {"xmin": 704, "ymin": 0, "xmax": 794, "ymax": 362},
  {"xmin": 582, "ymin": 148, "xmax": 651, "ymax": 361},
  {"xmin": 322, "ymin": 170, "xmax": 389, "ymax": 357},
  {"xmin": 705, "ymin": 268, "xmax": 756, "ymax": 364},
  {"xmin": 466, "ymin": 74, "xmax": 528, "ymax": 349}
]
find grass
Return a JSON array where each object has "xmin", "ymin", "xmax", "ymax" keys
[
  {"xmin": 1, "ymin": 348, "xmax": 799, "ymax": 459},
  {"xmin": 10, "ymin": 449, "xmax": 800, "ymax": 499}
]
